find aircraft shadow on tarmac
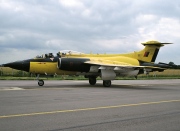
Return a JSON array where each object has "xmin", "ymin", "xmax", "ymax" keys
[{"xmin": 24, "ymin": 83, "xmax": 173, "ymax": 91}]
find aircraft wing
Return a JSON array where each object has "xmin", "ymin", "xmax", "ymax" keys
[
  {"xmin": 84, "ymin": 60, "xmax": 142, "ymax": 68},
  {"xmin": 84, "ymin": 60, "xmax": 167, "ymax": 71}
]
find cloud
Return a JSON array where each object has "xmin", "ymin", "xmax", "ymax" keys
[
  {"xmin": 0, "ymin": 0, "xmax": 180, "ymax": 64},
  {"xmin": 59, "ymin": 0, "xmax": 84, "ymax": 8}
]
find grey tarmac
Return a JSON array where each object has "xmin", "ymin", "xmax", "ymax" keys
[{"xmin": 0, "ymin": 80, "xmax": 180, "ymax": 131}]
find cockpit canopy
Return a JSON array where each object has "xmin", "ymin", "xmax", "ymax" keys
[
  {"xmin": 35, "ymin": 53, "xmax": 55, "ymax": 59},
  {"xmin": 57, "ymin": 50, "xmax": 84, "ymax": 56},
  {"xmin": 35, "ymin": 50, "xmax": 84, "ymax": 59}
]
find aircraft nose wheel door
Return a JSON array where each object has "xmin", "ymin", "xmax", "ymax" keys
[
  {"xmin": 103, "ymin": 80, "xmax": 111, "ymax": 87},
  {"xmin": 38, "ymin": 80, "xmax": 44, "ymax": 86}
]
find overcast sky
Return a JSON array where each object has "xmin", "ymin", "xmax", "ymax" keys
[{"xmin": 0, "ymin": 0, "xmax": 180, "ymax": 64}]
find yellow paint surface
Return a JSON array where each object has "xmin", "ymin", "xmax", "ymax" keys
[{"xmin": 29, "ymin": 62, "xmax": 76, "ymax": 75}]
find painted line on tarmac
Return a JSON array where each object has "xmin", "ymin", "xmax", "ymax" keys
[
  {"xmin": 0, "ymin": 87, "xmax": 24, "ymax": 91},
  {"xmin": 0, "ymin": 87, "xmax": 76, "ymax": 91},
  {"xmin": 0, "ymin": 99, "xmax": 180, "ymax": 119}
]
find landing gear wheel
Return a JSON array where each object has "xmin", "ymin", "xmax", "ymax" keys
[
  {"xmin": 103, "ymin": 80, "xmax": 111, "ymax": 87},
  {"xmin": 89, "ymin": 77, "xmax": 96, "ymax": 85},
  {"xmin": 38, "ymin": 80, "xmax": 44, "ymax": 86}
]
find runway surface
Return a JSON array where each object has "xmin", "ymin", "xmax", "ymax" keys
[{"xmin": 0, "ymin": 80, "xmax": 180, "ymax": 131}]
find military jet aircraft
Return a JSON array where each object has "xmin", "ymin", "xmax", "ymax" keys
[{"xmin": 2, "ymin": 40, "xmax": 172, "ymax": 87}]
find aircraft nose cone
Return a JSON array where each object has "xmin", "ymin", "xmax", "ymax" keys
[{"xmin": 3, "ymin": 59, "xmax": 30, "ymax": 72}]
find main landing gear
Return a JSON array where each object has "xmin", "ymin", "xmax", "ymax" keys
[
  {"xmin": 88, "ymin": 76, "xmax": 112, "ymax": 87},
  {"xmin": 89, "ymin": 77, "xmax": 97, "ymax": 85},
  {"xmin": 103, "ymin": 80, "xmax": 111, "ymax": 87}
]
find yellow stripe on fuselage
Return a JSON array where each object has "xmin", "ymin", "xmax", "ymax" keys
[{"xmin": 29, "ymin": 62, "xmax": 76, "ymax": 75}]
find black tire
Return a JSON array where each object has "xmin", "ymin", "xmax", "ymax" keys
[
  {"xmin": 103, "ymin": 80, "xmax": 111, "ymax": 87},
  {"xmin": 38, "ymin": 80, "xmax": 44, "ymax": 86},
  {"xmin": 89, "ymin": 77, "xmax": 96, "ymax": 85}
]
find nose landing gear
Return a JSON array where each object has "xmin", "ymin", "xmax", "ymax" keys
[
  {"xmin": 38, "ymin": 80, "xmax": 44, "ymax": 86},
  {"xmin": 36, "ymin": 74, "xmax": 44, "ymax": 86}
]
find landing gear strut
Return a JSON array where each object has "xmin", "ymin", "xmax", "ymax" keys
[
  {"xmin": 103, "ymin": 80, "xmax": 111, "ymax": 87},
  {"xmin": 89, "ymin": 77, "xmax": 97, "ymax": 85}
]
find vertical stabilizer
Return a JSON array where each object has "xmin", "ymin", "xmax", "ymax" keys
[{"xmin": 135, "ymin": 41, "xmax": 172, "ymax": 63}]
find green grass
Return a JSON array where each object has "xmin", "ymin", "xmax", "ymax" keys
[
  {"xmin": 0, "ymin": 75, "xmax": 180, "ymax": 80},
  {"xmin": 1, "ymin": 67, "xmax": 180, "ymax": 80}
]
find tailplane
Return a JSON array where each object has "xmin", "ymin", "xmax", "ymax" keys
[{"xmin": 134, "ymin": 41, "xmax": 172, "ymax": 63}]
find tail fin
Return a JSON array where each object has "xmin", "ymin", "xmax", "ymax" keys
[{"xmin": 135, "ymin": 41, "xmax": 172, "ymax": 63}]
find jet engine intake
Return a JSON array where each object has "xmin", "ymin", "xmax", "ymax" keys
[{"xmin": 58, "ymin": 58, "xmax": 90, "ymax": 72}]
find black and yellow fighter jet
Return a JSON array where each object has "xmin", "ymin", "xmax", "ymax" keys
[{"xmin": 2, "ymin": 40, "xmax": 172, "ymax": 87}]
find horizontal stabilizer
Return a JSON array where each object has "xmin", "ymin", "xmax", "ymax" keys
[{"xmin": 141, "ymin": 40, "xmax": 172, "ymax": 46}]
